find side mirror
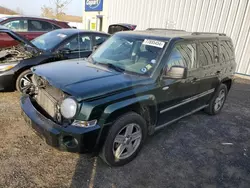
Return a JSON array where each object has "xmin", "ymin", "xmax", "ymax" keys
[
  {"xmin": 163, "ymin": 66, "xmax": 187, "ymax": 79},
  {"xmin": 59, "ymin": 48, "xmax": 71, "ymax": 54}
]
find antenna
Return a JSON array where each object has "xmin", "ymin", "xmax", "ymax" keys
[{"xmin": 78, "ymin": 30, "xmax": 80, "ymax": 61}]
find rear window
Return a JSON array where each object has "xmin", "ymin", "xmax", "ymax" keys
[
  {"xmin": 108, "ymin": 25, "xmax": 129, "ymax": 34},
  {"xmin": 220, "ymin": 40, "xmax": 234, "ymax": 63}
]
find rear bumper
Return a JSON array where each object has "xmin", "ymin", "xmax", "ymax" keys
[
  {"xmin": 0, "ymin": 70, "xmax": 15, "ymax": 91},
  {"xmin": 21, "ymin": 95, "xmax": 101, "ymax": 153}
]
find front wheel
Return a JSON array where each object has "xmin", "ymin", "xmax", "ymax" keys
[
  {"xmin": 16, "ymin": 69, "xmax": 33, "ymax": 93},
  {"xmin": 100, "ymin": 112, "xmax": 147, "ymax": 166},
  {"xmin": 205, "ymin": 84, "xmax": 228, "ymax": 115}
]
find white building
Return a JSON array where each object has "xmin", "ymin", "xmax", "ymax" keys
[{"xmin": 83, "ymin": 0, "xmax": 250, "ymax": 75}]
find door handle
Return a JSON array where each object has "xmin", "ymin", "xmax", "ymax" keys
[{"xmin": 162, "ymin": 86, "xmax": 169, "ymax": 91}]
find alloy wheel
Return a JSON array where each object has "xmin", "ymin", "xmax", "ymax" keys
[
  {"xmin": 214, "ymin": 89, "xmax": 226, "ymax": 111},
  {"xmin": 19, "ymin": 72, "xmax": 33, "ymax": 92},
  {"xmin": 112, "ymin": 123, "xmax": 142, "ymax": 160}
]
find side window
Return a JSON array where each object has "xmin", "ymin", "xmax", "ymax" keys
[
  {"xmin": 62, "ymin": 35, "xmax": 91, "ymax": 51},
  {"xmin": 167, "ymin": 43, "xmax": 197, "ymax": 70},
  {"xmin": 28, "ymin": 20, "xmax": 54, "ymax": 31},
  {"xmin": 220, "ymin": 40, "xmax": 234, "ymax": 63},
  {"xmin": 51, "ymin": 24, "xmax": 61, "ymax": 30},
  {"xmin": 3, "ymin": 19, "xmax": 28, "ymax": 32},
  {"xmin": 199, "ymin": 42, "xmax": 218, "ymax": 66},
  {"xmin": 94, "ymin": 35, "xmax": 108, "ymax": 46}
]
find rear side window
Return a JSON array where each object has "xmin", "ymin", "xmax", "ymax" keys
[
  {"xmin": 199, "ymin": 42, "xmax": 218, "ymax": 66},
  {"xmin": 28, "ymin": 20, "xmax": 58, "ymax": 31},
  {"xmin": 220, "ymin": 40, "xmax": 234, "ymax": 63},
  {"xmin": 167, "ymin": 43, "xmax": 197, "ymax": 69}
]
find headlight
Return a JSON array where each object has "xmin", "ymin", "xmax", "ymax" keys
[
  {"xmin": 0, "ymin": 63, "xmax": 18, "ymax": 71},
  {"xmin": 60, "ymin": 98, "xmax": 78, "ymax": 119}
]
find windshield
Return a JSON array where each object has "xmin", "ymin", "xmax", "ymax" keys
[
  {"xmin": 91, "ymin": 35, "xmax": 167, "ymax": 75},
  {"xmin": 31, "ymin": 30, "xmax": 70, "ymax": 51}
]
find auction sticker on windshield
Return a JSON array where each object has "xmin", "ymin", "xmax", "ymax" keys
[{"xmin": 143, "ymin": 39, "xmax": 165, "ymax": 48}]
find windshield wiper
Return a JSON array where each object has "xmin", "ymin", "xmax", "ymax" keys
[{"xmin": 97, "ymin": 62, "xmax": 125, "ymax": 73}]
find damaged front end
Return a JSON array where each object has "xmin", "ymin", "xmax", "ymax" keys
[
  {"xmin": 0, "ymin": 45, "xmax": 33, "ymax": 64},
  {"xmin": 0, "ymin": 26, "xmax": 41, "ymax": 66}
]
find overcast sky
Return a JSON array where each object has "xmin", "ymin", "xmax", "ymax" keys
[{"xmin": 0, "ymin": 0, "xmax": 82, "ymax": 16}]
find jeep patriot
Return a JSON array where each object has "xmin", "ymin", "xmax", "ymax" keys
[{"xmin": 21, "ymin": 29, "xmax": 236, "ymax": 166}]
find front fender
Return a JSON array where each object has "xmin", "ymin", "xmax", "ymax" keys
[
  {"xmin": 94, "ymin": 94, "xmax": 157, "ymax": 150},
  {"xmin": 100, "ymin": 94, "xmax": 157, "ymax": 125}
]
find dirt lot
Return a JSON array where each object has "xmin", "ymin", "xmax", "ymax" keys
[{"xmin": 0, "ymin": 78, "xmax": 250, "ymax": 188}]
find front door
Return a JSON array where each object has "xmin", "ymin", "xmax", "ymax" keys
[
  {"xmin": 58, "ymin": 34, "xmax": 93, "ymax": 59},
  {"xmin": 156, "ymin": 41, "xmax": 202, "ymax": 126}
]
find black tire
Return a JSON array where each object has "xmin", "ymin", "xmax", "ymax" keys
[
  {"xmin": 16, "ymin": 69, "xmax": 33, "ymax": 92},
  {"xmin": 100, "ymin": 112, "xmax": 147, "ymax": 166},
  {"xmin": 205, "ymin": 84, "xmax": 228, "ymax": 115}
]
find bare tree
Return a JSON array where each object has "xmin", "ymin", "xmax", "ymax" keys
[
  {"xmin": 41, "ymin": 5, "xmax": 55, "ymax": 18},
  {"xmin": 41, "ymin": 0, "xmax": 72, "ymax": 19},
  {"xmin": 15, "ymin": 7, "xmax": 24, "ymax": 15}
]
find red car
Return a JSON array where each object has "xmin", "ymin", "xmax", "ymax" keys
[{"xmin": 0, "ymin": 16, "xmax": 71, "ymax": 48}]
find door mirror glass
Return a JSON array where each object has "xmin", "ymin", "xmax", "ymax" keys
[{"xmin": 164, "ymin": 66, "xmax": 187, "ymax": 79}]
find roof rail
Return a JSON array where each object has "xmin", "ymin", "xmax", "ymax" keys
[
  {"xmin": 192, "ymin": 32, "xmax": 226, "ymax": 36},
  {"xmin": 146, "ymin": 28, "xmax": 186, "ymax": 32}
]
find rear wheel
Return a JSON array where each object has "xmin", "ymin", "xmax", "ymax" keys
[
  {"xmin": 100, "ymin": 112, "xmax": 147, "ymax": 166},
  {"xmin": 205, "ymin": 84, "xmax": 228, "ymax": 115},
  {"xmin": 16, "ymin": 69, "xmax": 33, "ymax": 93}
]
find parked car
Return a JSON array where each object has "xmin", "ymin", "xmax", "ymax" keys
[
  {"xmin": 108, "ymin": 23, "xmax": 137, "ymax": 34},
  {"xmin": 0, "ymin": 26, "xmax": 110, "ymax": 92},
  {"xmin": 21, "ymin": 29, "xmax": 236, "ymax": 166},
  {"xmin": 0, "ymin": 15, "xmax": 71, "ymax": 48}
]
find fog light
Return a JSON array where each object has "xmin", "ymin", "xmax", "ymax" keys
[{"xmin": 72, "ymin": 119, "xmax": 97, "ymax": 127}]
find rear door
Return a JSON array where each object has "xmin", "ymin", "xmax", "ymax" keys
[
  {"xmin": 156, "ymin": 41, "xmax": 202, "ymax": 126},
  {"xmin": 196, "ymin": 40, "xmax": 220, "ymax": 106}
]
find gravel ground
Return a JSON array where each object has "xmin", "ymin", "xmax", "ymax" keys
[{"xmin": 0, "ymin": 78, "xmax": 250, "ymax": 188}]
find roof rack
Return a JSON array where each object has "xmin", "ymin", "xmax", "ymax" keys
[
  {"xmin": 192, "ymin": 32, "xmax": 226, "ymax": 36},
  {"xmin": 146, "ymin": 28, "xmax": 186, "ymax": 32}
]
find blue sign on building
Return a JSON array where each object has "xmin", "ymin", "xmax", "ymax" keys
[{"xmin": 85, "ymin": 0, "xmax": 103, "ymax": 12}]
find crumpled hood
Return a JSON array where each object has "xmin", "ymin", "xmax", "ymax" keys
[{"xmin": 32, "ymin": 59, "xmax": 150, "ymax": 100}]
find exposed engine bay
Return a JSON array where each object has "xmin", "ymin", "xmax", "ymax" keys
[{"xmin": 0, "ymin": 45, "xmax": 32, "ymax": 64}]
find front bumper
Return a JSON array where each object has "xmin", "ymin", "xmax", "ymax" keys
[
  {"xmin": 21, "ymin": 95, "xmax": 101, "ymax": 153},
  {"xmin": 0, "ymin": 70, "xmax": 15, "ymax": 91}
]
